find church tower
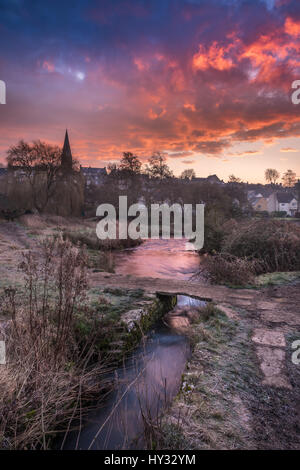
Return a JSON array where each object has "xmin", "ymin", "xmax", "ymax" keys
[{"xmin": 61, "ymin": 129, "xmax": 73, "ymax": 172}]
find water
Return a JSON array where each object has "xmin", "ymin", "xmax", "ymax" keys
[
  {"xmin": 62, "ymin": 240, "xmax": 201, "ymax": 449},
  {"xmin": 63, "ymin": 319, "xmax": 191, "ymax": 449},
  {"xmin": 112, "ymin": 238, "xmax": 200, "ymax": 280}
]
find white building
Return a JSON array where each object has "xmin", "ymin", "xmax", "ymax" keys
[
  {"xmin": 276, "ymin": 193, "xmax": 298, "ymax": 216},
  {"xmin": 247, "ymin": 190, "xmax": 298, "ymax": 216}
]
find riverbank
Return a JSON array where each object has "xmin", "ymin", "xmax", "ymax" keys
[
  {"xmin": 0, "ymin": 218, "xmax": 179, "ymax": 449},
  {"xmin": 156, "ymin": 283, "xmax": 300, "ymax": 450}
]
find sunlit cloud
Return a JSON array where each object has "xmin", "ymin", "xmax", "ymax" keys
[{"xmin": 280, "ymin": 147, "xmax": 299, "ymax": 152}]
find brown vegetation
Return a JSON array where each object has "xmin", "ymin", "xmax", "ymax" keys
[
  {"xmin": 0, "ymin": 238, "xmax": 110, "ymax": 449},
  {"xmin": 202, "ymin": 219, "xmax": 300, "ymax": 286},
  {"xmin": 200, "ymin": 254, "xmax": 258, "ymax": 286}
]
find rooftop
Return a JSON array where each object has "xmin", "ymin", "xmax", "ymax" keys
[{"xmin": 276, "ymin": 192, "xmax": 296, "ymax": 203}]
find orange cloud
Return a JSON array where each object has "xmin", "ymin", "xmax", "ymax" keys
[
  {"xmin": 280, "ymin": 147, "xmax": 298, "ymax": 152},
  {"xmin": 134, "ymin": 57, "xmax": 149, "ymax": 71},
  {"xmin": 285, "ymin": 17, "xmax": 300, "ymax": 37},
  {"xmin": 193, "ymin": 42, "xmax": 233, "ymax": 71},
  {"xmin": 183, "ymin": 103, "xmax": 196, "ymax": 112}
]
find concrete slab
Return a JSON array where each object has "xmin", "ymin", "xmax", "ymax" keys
[
  {"xmin": 256, "ymin": 346, "xmax": 292, "ymax": 389},
  {"xmin": 262, "ymin": 311, "xmax": 300, "ymax": 326},
  {"xmin": 252, "ymin": 329, "xmax": 286, "ymax": 347}
]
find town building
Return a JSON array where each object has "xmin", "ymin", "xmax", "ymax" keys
[
  {"xmin": 80, "ymin": 166, "xmax": 107, "ymax": 186},
  {"xmin": 247, "ymin": 189, "xmax": 298, "ymax": 216}
]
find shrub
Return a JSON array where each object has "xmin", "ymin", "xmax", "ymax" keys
[
  {"xmin": 271, "ymin": 211, "xmax": 287, "ymax": 218},
  {"xmin": 202, "ymin": 221, "xmax": 224, "ymax": 253},
  {"xmin": 222, "ymin": 219, "xmax": 300, "ymax": 273},
  {"xmin": 254, "ymin": 210, "xmax": 269, "ymax": 218},
  {"xmin": 200, "ymin": 253, "xmax": 258, "ymax": 286},
  {"xmin": 0, "ymin": 193, "xmax": 23, "ymax": 220},
  {"xmin": 0, "ymin": 237, "xmax": 109, "ymax": 449}
]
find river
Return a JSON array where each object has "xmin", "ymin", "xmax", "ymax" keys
[{"xmin": 62, "ymin": 239, "xmax": 202, "ymax": 450}]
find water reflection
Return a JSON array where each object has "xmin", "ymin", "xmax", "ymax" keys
[
  {"xmin": 62, "ymin": 241, "xmax": 202, "ymax": 449},
  {"xmin": 63, "ymin": 324, "xmax": 190, "ymax": 450},
  {"xmin": 113, "ymin": 239, "xmax": 200, "ymax": 280}
]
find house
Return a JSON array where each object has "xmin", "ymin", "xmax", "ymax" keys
[
  {"xmin": 276, "ymin": 192, "xmax": 298, "ymax": 216},
  {"xmin": 247, "ymin": 189, "xmax": 298, "ymax": 215},
  {"xmin": 247, "ymin": 188, "xmax": 277, "ymax": 213},
  {"xmin": 80, "ymin": 166, "xmax": 107, "ymax": 186}
]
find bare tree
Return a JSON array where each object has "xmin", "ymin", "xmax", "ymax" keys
[
  {"xmin": 228, "ymin": 174, "xmax": 241, "ymax": 183},
  {"xmin": 7, "ymin": 140, "xmax": 62, "ymax": 213},
  {"xmin": 146, "ymin": 152, "xmax": 173, "ymax": 179},
  {"xmin": 119, "ymin": 152, "xmax": 142, "ymax": 175},
  {"xmin": 180, "ymin": 168, "xmax": 196, "ymax": 180},
  {"xmin": 265, "ymin": 168, "xmax": 280, "ymax": 186},
  {"xmin": 282, "ymin": 169, "xmax": 297, "ymax": 187}
]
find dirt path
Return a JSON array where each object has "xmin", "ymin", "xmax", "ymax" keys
[{"xmin": 162, "ymin": 282, "xmax": 300, "ymax": 449}]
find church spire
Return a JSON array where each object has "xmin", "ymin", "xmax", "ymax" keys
[{"xmin": 61, "ymin": 129, "xmax": 73, "ymax": 172}]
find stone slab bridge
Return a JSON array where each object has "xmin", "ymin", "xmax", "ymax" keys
[{"xmin": 90, "ymin": 272, "xmax": 259, "ymax": 310}]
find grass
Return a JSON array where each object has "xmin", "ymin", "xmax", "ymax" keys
[
  {"xmin": 155, "ymin": 301, "xmax": 300, "ymax": 450},
  {"xmin": 255, "ymin": 271, "xmax": 300, "ymax": 286},
  {"xmin": 63, "ymin": 227, "xmax": 143, "ymax": 252}
]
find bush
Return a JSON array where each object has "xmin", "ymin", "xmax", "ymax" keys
[
  {"xmin": 200, "ymin": 253, "xmax": 258, "ymax": 286},
  {"xmin": 0, "ymin": 193, "xmax": 24, "ymax": 220},
  {"xmin": 202, "ymin": 221, "xmax": 224, "ymax": 253},
  {"xmin": 0, "ymin": 237, "xmax": 109, "ymax": 449},
  {"xmin": 254, "ymin": 210, "xmax": 269, "ymax": 218},
  {"xmin": 271, "ymin": 211, "xmax": 287, "ymax": 218},
  {"xmin": 222, "ymin": 219, "xmax": 300, "ymax": 273}
]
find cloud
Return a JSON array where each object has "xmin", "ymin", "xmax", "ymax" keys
[
  {"xmin": 280, "ymin": 147, "xmax": 299, "ymax": 152},
  {"xmin": 193, "ymin": 140, "xmax": 231, "ymax": 155},
  {"xmin": 228, "ymin": 149, "xmax": 261, "ymax": 157},
  {"xmin": 284, "ymin": 17, "xmax": 300, "ymax": 37},
  {"xmin": 167, "ymin": 151, "xmax": 195, "ymax": 159}
]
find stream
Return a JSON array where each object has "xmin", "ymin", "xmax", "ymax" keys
[{"xmin": 63, "ymin": 239, "xmax": 202, "ymax": 449}]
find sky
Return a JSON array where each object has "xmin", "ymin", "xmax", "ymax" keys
[{"xmin": 0, "ymin": 0, "xmax": 300, "ymax": 183}]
